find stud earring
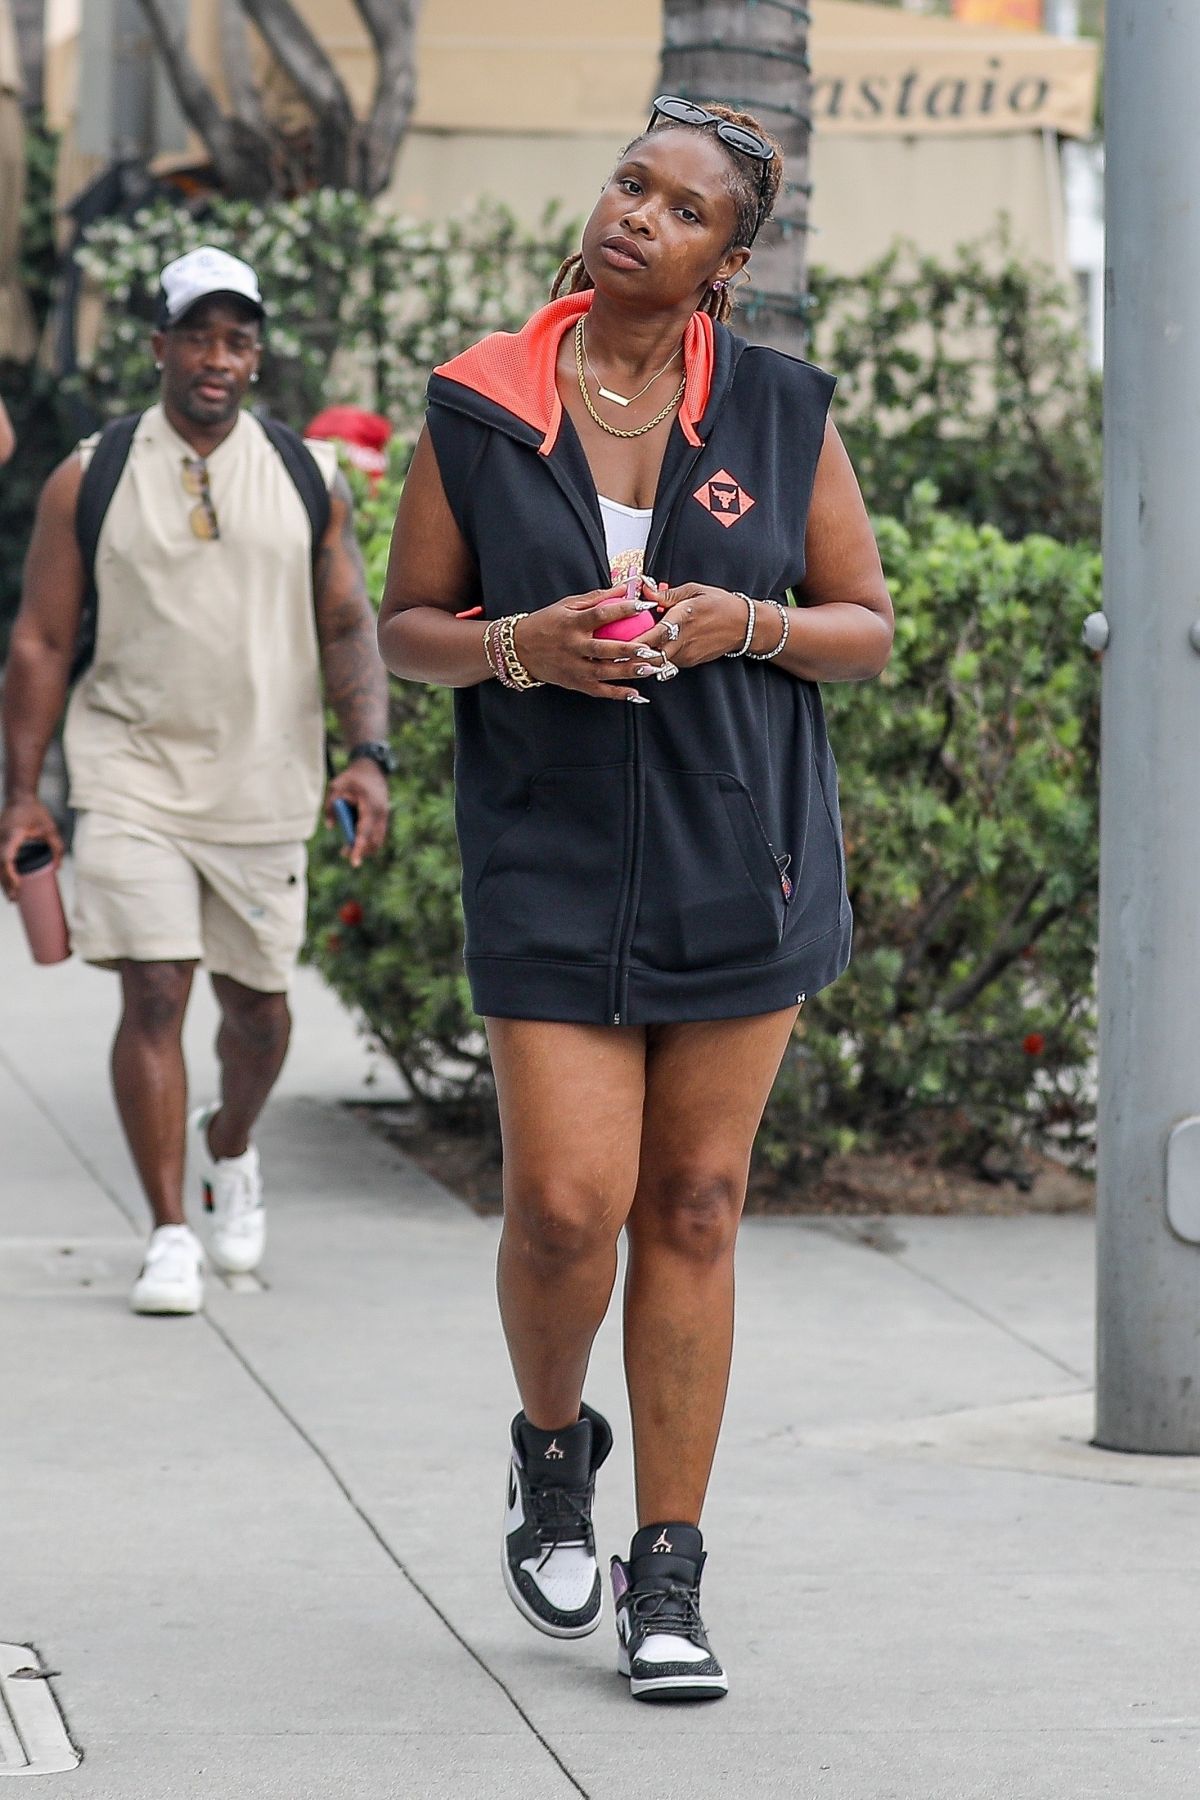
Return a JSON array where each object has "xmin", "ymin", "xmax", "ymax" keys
[
  {"xmin": 250, "ymin": 372, "xmax": 260, "ymax": 384},
  {"xmin": 711, "ymin": 279, "xmax": 727, "ymax": 293},
  {"xmin": 154, "ymin": 361, "xmax": 163, "ymax": 372}
]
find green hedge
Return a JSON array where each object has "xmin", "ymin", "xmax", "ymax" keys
[
  {"xmin": 776, "ymin": 487, "xmax": 1100, "ymax": 1177},
  {"xmin": 308, "ymin": 476, "xmax": 1100, "ymax": 1178},
  {"xmin": 807, "ymin": 237, "xmax": 1102, "ymax": 547}
]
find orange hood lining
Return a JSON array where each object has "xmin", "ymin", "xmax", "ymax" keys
[{"xmin": 433, "ymin": 293, "xmax": 713, "ymax": 456}]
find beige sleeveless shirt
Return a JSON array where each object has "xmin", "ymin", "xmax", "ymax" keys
[{"xmin": 64, "ymin": 404, "xmax": 338, "ymax": 844}]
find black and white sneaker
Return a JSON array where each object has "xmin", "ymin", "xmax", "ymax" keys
[
  {"xmin": 612, "ymin": 1523, "xmax": 728, "ymax": 1702},
  {"xmin": 502, "ymin": 1403, "xmax": 613, "ymax": 1638}
]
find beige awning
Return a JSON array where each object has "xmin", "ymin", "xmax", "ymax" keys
[
  {"xmin": 43, "ymin": 0, "xmax": 1100, "ymax": 147},
  {"xmin": 409, "ymin": 0, "xmax": 1097, "ymax": 140},
  {"xmin": 809, "ymin": 0, "xmax": 1098, "ymax": 139}
]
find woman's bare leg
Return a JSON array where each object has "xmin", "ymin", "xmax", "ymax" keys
[
  {"xmin": 487, "ymin": 1018, "xmax": 647, "ymax": 1431},
  {"xmin": 622, "ymin": 1007, "xmax": 799, "ymax": 1526}
]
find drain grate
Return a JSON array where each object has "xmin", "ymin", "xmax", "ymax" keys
[{"xmin": 0, "ymin": 1646, "xmax": 79, "ymax": 1775}]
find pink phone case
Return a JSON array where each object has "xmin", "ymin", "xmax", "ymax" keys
[
  {"xmin": 593, "ymin": 612, "xmax": 658, "ymax": 643},
  {"xmin": 594, "ymin": 572, "xmax": 659, "ymax": 641}
]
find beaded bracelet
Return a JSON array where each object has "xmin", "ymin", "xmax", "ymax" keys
[
  {"xmin": 723, "ymin": 592, "xmax": 757, "ymax": 659},
  {"xmin": 483, "ymin": 618, "xmax": 516, "ymax": 687},
  {"xmin": 746, "ymin": 599, "xmax": 790, "ymax": 662}
]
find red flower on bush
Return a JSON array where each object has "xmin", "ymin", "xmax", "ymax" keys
[
  {"xmin": 338, "ymin": 899, "xmax": 364, "ymax": 927},
  {"xmin": 1023, "ymin": 1032, "xmax": 1046, "ymax": 1057}
]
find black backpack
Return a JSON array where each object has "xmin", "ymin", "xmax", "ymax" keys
[{"xmin": 71, "ymin": 411, "xmax": 332, "ymax": 681}]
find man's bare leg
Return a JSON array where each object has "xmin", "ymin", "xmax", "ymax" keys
[
  {"xmin": 111, "ymin": 959, "xmax": 196, "ymax": 1227},
  {"xmin": 204, "ymin": 973, "xmax": 292, "ymax": 1159}
]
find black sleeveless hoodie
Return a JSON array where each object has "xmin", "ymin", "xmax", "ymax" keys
[{"xmin": 425, "ymin": 295, "xmax": 851, "ymax": 1025}]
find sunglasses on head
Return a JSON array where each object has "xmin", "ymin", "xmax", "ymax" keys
[{"xmin": 648, "ymin": 96, "xmax": 776, "ymax": 242}]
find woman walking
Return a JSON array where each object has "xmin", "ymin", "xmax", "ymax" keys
[{"xmin": 378, "ymin": 97, "xmax": 892, "ymax": 1703}]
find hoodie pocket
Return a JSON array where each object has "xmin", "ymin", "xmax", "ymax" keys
[
  {"xmin": 633, "ymin": 770, "xmax": 787, "ymax": 973},
  {"xmin": 471, "ymin": 766, "xmax": 626, "ymax": 963}
]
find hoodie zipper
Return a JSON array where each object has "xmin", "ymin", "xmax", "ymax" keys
[{"xmin": 608, "ymin": 436, "xmax": 710, "ymax": 1026}]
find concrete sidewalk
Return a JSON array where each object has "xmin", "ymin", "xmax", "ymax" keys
[{"xmin": 2, "ymin": 894, "xmax": 1198, "ymax": 1799}]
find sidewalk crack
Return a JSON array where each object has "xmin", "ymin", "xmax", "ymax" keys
[
  {"xmin": 0, "ymin": 1044, "xmax": 138, "ymax": 1234},
  {"xmin": 845, "ymin": 1228, "xmax": 1090, "ymax": 1383},
  {"xmin": 201, "ymin": 1311, "xmax": 590, "ymax": 1800}
]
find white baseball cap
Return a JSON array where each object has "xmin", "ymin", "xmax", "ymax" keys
[{"xmin": 159, "ymin": 246, "xmax": 264, "ymax": 326}]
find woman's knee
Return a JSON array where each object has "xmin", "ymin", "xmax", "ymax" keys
[
  {"xmin": 503, "ymin": 1180, "xmax": 621, "ymax": 1273},
  {"xmin": 632, "ymin": 1166, "xmax": 743, "ymax": 1264}
]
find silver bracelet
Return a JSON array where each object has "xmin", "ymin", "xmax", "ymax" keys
[
  {"xmin": 747, "ymin": 599, "xmax": 790, "ymax": 662},
  {"xmin": 724, "ymin": 591, "xmax": 757, "ymax": 658}
]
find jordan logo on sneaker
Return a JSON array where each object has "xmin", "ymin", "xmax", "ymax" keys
[
  {"xmin": 544, "ymin": 1439, "xmax": 565, "ymax": 1460},
  {"xmin": 651, "ymin": 1530, "xmax": 673, "ymax": 1553}
]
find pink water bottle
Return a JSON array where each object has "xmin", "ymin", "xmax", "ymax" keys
[{"xmin": 14, "ymin": 840, "xmax": 71, "ymax": 965}]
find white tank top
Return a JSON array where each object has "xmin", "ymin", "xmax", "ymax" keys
[
  {"xmin": 598, "ymin": 494, "xmax": 652, "ymax": 587},
  {"xmin": 64, "ymin": 404, "xmax": 337, "ymax": 845}
]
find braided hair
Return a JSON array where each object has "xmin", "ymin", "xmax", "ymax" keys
[{"xmin": 550, "ymin": 101, "xmax": 784, "ymax": 325}]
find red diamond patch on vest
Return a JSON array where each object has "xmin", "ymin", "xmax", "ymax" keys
[{"xmin": 693, "ymin": 469, "xmax": 756, "ymax": 529}]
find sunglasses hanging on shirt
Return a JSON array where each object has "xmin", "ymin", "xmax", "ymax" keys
[{"xmin": 180, "ymin": 456, "xmax": 220, "ymax": 541}]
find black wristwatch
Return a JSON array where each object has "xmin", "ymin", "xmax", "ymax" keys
[{"xmin": 347, "ymin": 739, "xmax": 396, "ymax": 776}]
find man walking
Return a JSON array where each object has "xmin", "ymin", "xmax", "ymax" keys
[{"xmin": 0, "ymin": 247, "xmax": 391, "ymax": 1315}]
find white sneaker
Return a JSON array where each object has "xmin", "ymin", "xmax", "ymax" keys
[
  {"xmin": 130, "ymin": 1225, "xmax": 205, "ymax": 1315},
  {"xmin": 189, "ymin": 1104, "xmax": 266, "ymax": 1275}
]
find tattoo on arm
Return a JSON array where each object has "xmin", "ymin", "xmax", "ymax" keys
[{"xmin": 315, "ymin": 472, "xmax": 389, "ymax": 746}]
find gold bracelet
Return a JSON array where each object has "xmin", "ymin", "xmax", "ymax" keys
[{"xmin": 498, "ymin": 613, "xmax": 544, "ymax": 691}]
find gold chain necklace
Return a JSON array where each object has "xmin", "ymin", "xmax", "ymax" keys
[
  {"xmin": 580, "ymin": 319, "xmax": 681, "ymax": 408},
  {"xmin": 574, "ymin": 320, "xmax": 686, "ymax": 440}
]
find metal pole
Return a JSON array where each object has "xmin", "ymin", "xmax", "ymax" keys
[{"xmin": 1096, "ymin": 1, "xmax": 1200, "ymax": 1452}]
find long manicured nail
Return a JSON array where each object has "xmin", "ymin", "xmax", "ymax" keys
[
  {"xmin": 627, "ymin": 693, "xmax": 651, "ymax": 704},
  {"xmin": 635, "ymin": 646, "xmax": 663, "ymax": 661}
]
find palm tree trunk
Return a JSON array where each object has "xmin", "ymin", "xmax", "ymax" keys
[{"xmin": 660, "ymin": 0, "xmax": 813, "ymax": 355}]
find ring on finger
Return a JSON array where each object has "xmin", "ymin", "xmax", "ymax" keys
[
  {"xmin": 661, "ymin": 619, "xmax": 681, "ymax": 644},
  {"xmin": 655, "ymin": 660, "xmax": 679, "ymax": 682}
]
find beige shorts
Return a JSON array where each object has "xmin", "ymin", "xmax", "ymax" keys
[{"xmin": 71, "ymin": 811, "xmax": 308, "ymax": 993}]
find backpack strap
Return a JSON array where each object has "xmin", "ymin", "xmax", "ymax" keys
[
  {"xmin": 257, "ymin": 418, "xmax": 337, "ymax": 780},
  {"xmin": 258, "ymin": 416, "xmax": 333, "ymax": 570},
  {"xmin": 72, "ymin": 410, "xmax": 141, "ymax": 680}
]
